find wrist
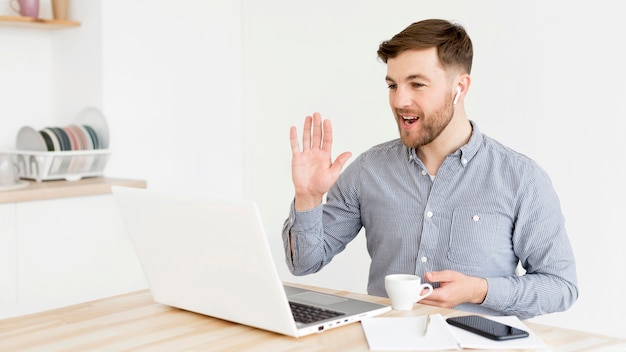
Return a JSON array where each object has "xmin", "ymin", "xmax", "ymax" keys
[
  {"xmin": 294, "ymin": 195, "xmax": 323, "ymax": 211},
  {"xmin": 472, "ymin": 277, "xmax": 488, "ymax": 304}
]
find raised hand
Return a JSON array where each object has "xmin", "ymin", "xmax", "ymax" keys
[{"xmin": 289, "ymin": 112, "xmax": 352, "ymax": 211}]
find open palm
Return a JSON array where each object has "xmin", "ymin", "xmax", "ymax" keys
[{"xmin": 290, "ymin": 113, "xmax": 352, "ymax": 210}]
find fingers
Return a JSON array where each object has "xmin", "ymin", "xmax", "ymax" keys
[
  {"xmin": 293, "ymin": 112, "xmax": 344, "ymax": 157},
  {"xmin": 425, "ymin": 270, "xmax": 455, "ymax": 283},
  {"xmin": 302, "ymin": 115, "xmax": 313, "ymax": 150},
  {"xmin": 289, "ymin": 126, "xmax": 301, "ymax": 155},
  {"xmin": 321, "ymin": 119, "xmax": 333, "ymax": 153},
  {"xmin": 299, "ymin": 112, "xmax": 324, "ymax": 151},
  {"xmin": 332, "ymin": 151, "xmax": 353, "ymax": 171},
  {"xmin": 311, "ymin": 112, "xmax": 323, "ymax": 150},
  {"xmin": 421, "ymin": 270, "xmax": 487, "ymax": 307}
]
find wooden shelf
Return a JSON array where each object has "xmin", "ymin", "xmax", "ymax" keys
[
  {"xmin": 0, "ymin": 177, "xmax": 147, "ymax": 204},
  {"xmin": 0, "ymin": 15, "xmax": 80, "ymax": 29}
]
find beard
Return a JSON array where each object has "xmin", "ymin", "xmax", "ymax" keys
[{"xmin": 396, "ymin": 98, "xmax": 455, "ymax": 149}]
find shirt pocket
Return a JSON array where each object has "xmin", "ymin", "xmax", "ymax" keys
[{"xmin": 447, "ymin": 208, "xmax": 502, "ymax": 266}]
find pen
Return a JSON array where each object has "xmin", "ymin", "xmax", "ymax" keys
[{"xmin": 423, "ymin": 314, "xmax": 430, "ymax": 336}]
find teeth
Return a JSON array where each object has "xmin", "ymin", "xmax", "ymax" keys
[{"xmin": 402, "ymin": 115, "xmax": 418, "ymax": 125}]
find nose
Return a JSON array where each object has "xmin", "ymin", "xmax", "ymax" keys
[{"xmin": 391, "ymin": 86, "xmax": 412, "ymax": 108}]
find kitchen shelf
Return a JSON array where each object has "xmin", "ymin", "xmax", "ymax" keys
[
  {"xmin": 0, "ymin": 15, "xmax": 80, "ymax": 29},
  {"xmin": 0, "ymin": 177, "xmax": 147, "ymax": 204}
]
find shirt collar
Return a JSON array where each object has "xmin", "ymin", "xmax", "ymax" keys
[
  {"xmin": 457, "ymin": 120, "xmax": 482, "ymax": 168},
  {"xmin": 406, "ymin": 120, "xmax": 483, "ymax": 168}
]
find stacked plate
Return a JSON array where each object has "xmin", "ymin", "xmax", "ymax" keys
[
  {"xmin": 17, "ymin": 125, "xmax": 103, "ymax": 151},
  {"xmin": 14, "ymin": 107, "xmax": 111, "ymax": 182},
  {"xmin": 16, "ymin": 107, "xmax": 109, "ymax": 152}
]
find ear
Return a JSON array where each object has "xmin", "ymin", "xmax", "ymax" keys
[{"xmin": 456, "ymin": 74, "xmax": 471, "ymax": 100}]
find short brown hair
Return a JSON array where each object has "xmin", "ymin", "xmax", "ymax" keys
[{"xmin": 377, "ymin": 19, "xmax": 473, "ymax": 74}]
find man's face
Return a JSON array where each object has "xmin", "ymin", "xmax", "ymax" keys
[{"xmin": 385, "ymin": 48, "xmax": 456, "ymax": 149}]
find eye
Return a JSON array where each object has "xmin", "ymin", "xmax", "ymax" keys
[
  {"xmin": 387, "ymin": 83, "xmax": 397, "ymax": 90},
  {"xmin": 411, "ymin": 82, "xmax": 425, "ymax": 89}
]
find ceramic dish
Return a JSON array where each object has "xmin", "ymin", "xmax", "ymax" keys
[
  {"xmin": 76, "ymin": 125, "xmax": 95, "ymax": 149},
  {"xmin": 62, "ymin": 126, "xmax": 79, "ymax": 150},
  {"xmin": 74, "ymin": 107, "xmax": 109, "ymax": 149},
  {"xmin": 40, "ymin": 128, "xmax": 61, "ymax": 151},
  {"xmin": 50, "ymin": 127, "xmax": 71, "ymax": 151},
  {"xmin": 16, "ymin": 126, "xmax": 47, "ymax": 151},
  {"xmin": 83, "ymin": 125, "xmax": 100, "ymax": 149}
]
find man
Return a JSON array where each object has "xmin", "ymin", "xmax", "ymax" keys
[{"xmin": 283, "ymin": 19, "xmax": 577, "ymax": 319}]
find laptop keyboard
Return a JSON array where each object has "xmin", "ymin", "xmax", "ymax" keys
[{"xmin": 289, "ymin": 301, "xmax": 343, "ymax": 324}]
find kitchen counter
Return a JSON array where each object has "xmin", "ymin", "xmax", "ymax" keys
[{"xmin": 0, "ymin": 176, "xmax": 149, "ymax": 318}]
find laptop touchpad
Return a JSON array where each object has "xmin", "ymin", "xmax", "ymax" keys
[{"xmin": 291, "ymin": 292, "xmax": 348, "ymax": 306}]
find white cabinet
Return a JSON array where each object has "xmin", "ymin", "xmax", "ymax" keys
[
  {"xmin": 0, "ymin": 203, "xmax": 17, "ymax": 317},
  {"xmin": 1, "ymin": 194, "xmax": 147, "ymax": 319}
]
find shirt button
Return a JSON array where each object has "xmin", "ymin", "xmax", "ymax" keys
[
  {"xmin": 461, "ymin": 158, "xmax": 468, "ymax": 165},
  {"xmin": 426, "ymin": 211, "xmax": 433, "ymax": 218},
  {"xmin": 421, "ymin": 256, "xmax": 428, "ymax": 263}
]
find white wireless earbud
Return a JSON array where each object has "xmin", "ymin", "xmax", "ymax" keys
[{"xmin": 453, "ymin": 86, "xmax": 461, "ymax": 105}]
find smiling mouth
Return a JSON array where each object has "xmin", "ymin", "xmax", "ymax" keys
[{"xmin": 401, "ymin": 115, "xmax": 419, "ymax": 125}]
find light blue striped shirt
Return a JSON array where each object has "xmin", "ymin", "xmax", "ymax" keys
[{"xmin": 283, "ymin": 122, "xmax": 578, "ymax": 319}]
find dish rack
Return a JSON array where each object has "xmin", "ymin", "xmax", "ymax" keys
[
  {"xmin": 13, "ymin": 107, "xmax": 111, "ymax": 182},
  {"xmin": 16, "ymin": 149, "xmax": 111, "ymax": 182}
]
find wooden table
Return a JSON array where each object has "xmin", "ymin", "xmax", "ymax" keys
[{"xmin": 1, "ymin": 285, "xmax": 624, "ymax": 351}]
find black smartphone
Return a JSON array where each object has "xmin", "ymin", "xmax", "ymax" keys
[{"xmin": 446, "ymin": 315, "xmax": 529, "ymax": 341}]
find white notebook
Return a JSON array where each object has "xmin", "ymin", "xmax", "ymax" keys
[{"xmin": 361, "ymin": 314, "xmax": 547, "ymax": 350}]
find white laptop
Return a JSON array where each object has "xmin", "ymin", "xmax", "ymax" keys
[{"xmin": 112, "ymin": 186, "xmax": 390, "ymax": 337}]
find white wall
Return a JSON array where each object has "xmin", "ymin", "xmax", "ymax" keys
[
  {"xmin": 2, "ymin": 0, "xmax": 624, "ymax": 340},
  {"xmin": 0, "ymin": 0, "xmax": 102, "ymax": 145},
  {"xmin": 101, "ymin": 0, "xmax": 245, "ymax": 200},
  {"xmin": 0, "ymin": 0, "xmax": 53, "ymax": 145}
]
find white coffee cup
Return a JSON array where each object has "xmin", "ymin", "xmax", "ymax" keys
[
  {"xmin": 385, "ymin": 274, "xmax": 434, "ymax": 310},
  {"xmin": 0, "ymin": 154, "xmax": 19, "ymax": 186}
]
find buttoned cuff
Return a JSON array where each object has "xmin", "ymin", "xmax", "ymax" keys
[
  {"xmin": 289, "ymin": 200, "xmax": 324, "ymax": 232},
  {"xmin": 482, "ymin": 277, "xmax": 511, "ymax": 312}
]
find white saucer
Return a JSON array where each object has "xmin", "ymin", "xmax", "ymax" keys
[{"xmin": 0, "ymin": 180, "xmax": 29, "ymax": 192}]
